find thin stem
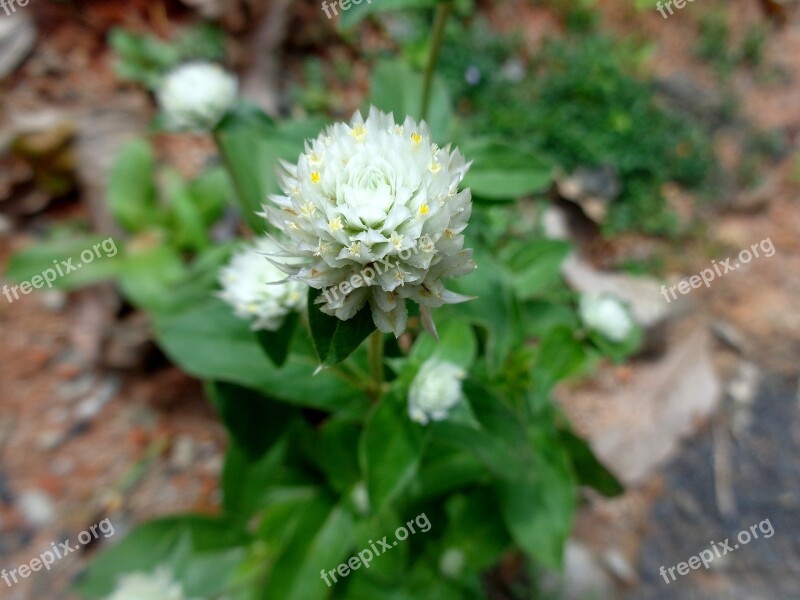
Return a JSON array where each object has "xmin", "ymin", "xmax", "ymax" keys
[
  {"xmin": 368, "ymin": 330, "xmax": 384, "ymax": 400},
  {"xmin": 420, "ymin": 1, "xmax": 453, "ymax": 122}
]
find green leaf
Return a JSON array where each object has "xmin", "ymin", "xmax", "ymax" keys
[
  {"xmin": 307, "ymin": 288, "xmax": 376, "ymax": 367},
  {"xmin": 532, "ymin": 325, "xmax": 591, "ymax": 392},
  {"xmin": 409, "ymin": 318, "xmax": 477, "ymax": 369},
  {"xmin": 360, "ymin": 389, "xmax": 425, "ymax": 511},
  {"xmin": 558, "ymin": 427, "xmax": 623, "ymax": 497},
  {"xmin": 461, "ymin": 140, "xmax": 554, "ymax": 201},
  {"xmin": 447, "ymin": 245, "xmax": 521, "ymax": 373},
  {"xmin": 214, "ymin": 106, "xmax": 324, "ymax": 232},
  {"xmin": 254, "ymin": 311, "xmax": 299, "ymax": 367},
  {"xmin": 501, "ymin": 239, "xmax": 572, "ymax": 299},
  {"xmin": 161, "ymin": 168, "xmax": 210, "ymax": 250},
  {"xmin": 261, "ymin": 496, "xmax": 354, "ymax": 600},
  {"xmin": 153, "ymin": 298, "xmax": 366, "ymax": 412},
  {"xmin": 338, "ymin": 0, "xmax": 440, "ymax": 29},
  {"xmin": 117, "ymin": 241, "xmax": 186, "ymax": 312},
  {"xmin": 6, "ymin": 235, "xmax": 125, "ymax": 291},
  {"xmin": 76, "ymin": 515, "xmax": 248, "ymax": 598},
  {"xmin": 318, "ymin": 417, "xmax": 362, "ymax": 493},
  {"xmin": 210, "ymin": 381, "xmax": 299, "ymax": 461},
  {"xmin": 108, "ymin": 139, "xmax": 158, "ymax": 232},
  {"xmin": 368, "ymin": 59, "xmax": 452, "ymax": 141},
  {"xmin": 496, "ymin": 442, "xmax": 575, "ymax": 569}
]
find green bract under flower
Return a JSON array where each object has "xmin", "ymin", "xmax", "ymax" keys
[{"xmin": 260, "ymin": 107, "xmax": 476, "ymax": 337}]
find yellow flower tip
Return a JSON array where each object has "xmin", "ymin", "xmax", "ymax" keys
[
  {"xmin": 350, "ymin": 124, "xmax": 367, "ymax": 141},
  {"xmin": 311, "ymin": 171, "xmax": 321, "ymax": 184},
  {"xmin": 419, "ymin": 203, "xmax": 430, "ymax": 216},
  {"xmin": 411, "ymin": 132, "xmax": 422, "ymax": 144},
  {"xmin": 428, "ymin": 162, "xmax": 442, "ymax": 174},
  {"xmin": 328, "ymin": 217, "xmax": 342, "ymax": 233}
]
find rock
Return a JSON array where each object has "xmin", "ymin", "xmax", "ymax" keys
[
  {"xmin": 18, "ymin": 489, "xmax": 56, "ymax": 527},
  {"xmin": 564, "ymin": 329, "xmax": 722, "ymax": 485},
  {"xmin": 74, "ymin": 377, "xmax": 120, "ymax": 420},
  {"xmin": 0, "ymin": 13, "xmax": 36, "ymax": 79},
  {"xmin": 556, "ymin": 165, "xmax": 621, "ymax": 224},
  {"xmin": 561, "ymin": 541, "xmax": 613, "ymax": 599},
  {"xmin": 169, "ymin": 435, "xmax": 197, "ymax": 471},
  {"xmin": 561, "ymin": 253, "xmax": 676, "ymax": 329}
]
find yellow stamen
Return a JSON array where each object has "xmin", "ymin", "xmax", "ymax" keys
[
  {"xmin": 411, "ymin": 132, "xmax": 422, "ymax": 144},
  {"xmin": 419, "ymin": 204, "xmax": 430, "ymax": 216},
  {"xmin": 311, "ymin": 172, "xmax": 321, "ymax": 184}
]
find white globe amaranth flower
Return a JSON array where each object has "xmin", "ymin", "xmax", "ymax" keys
[
  {"xmin": 157, "ymin": 62, "xmax": 237, "ymax": 131},
  {"xmin": 408, "ymin": 358, "xmax": 465, "ymax": 425},
  {"xmin": 579, "ymin": 293, "xmax": 634, "ymax": 342},
  {"xmin": 260, "ymin": 107, "xmax": 476, "ymax": 337},
  {"xmin": 107, "ymin": 568, "xmax": 192, "ymax": 600},
  {"xmin": 218, "ymin": 237, "xmax": 307, "ymax": 331}
]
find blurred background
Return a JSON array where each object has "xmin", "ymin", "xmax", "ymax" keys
[{"xmin": 0, "ymin": 0, "xmax": 799, "ymax": 598}]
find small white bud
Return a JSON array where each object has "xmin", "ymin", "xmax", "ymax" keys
[
  {"xmin": 408, "ymin": 358, "xmax": 465, "ymax": 425},
  {"xmin": 579, "ymin": 293, "xmax": 634, "ymax": 342},
  {"xmin": 107, "ymin": 568, "xmax": 192, "ymax": 600},
  {"xmin": 158, "ymin": 62, "xmax": 237, "ymax": 131}
]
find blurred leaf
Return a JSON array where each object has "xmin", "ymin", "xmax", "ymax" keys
[
  {"xmin": 461, "ymin": 140, "xmax": 554, "ymax": 201},
  {"xmin": 154, "ymin": 298, "xmax": 366, "ymax": 412},
  {"xmin": 409, "ymin": 318, "xmax": 477, "ymax": 370},
  {"xmin": 558, "ymin": 427, "xmax": 623, "ymax": 497},
  {"xmin": 161, "ymin": 169, "xmax": 209, "ymax": 250},
  {"xmin": 117, "ymin": 241, "xmax": 186, "ymax": 311},
  {"xmin": 261, "ymin": 496, "xmax": 353, "ymax": 600},
  {"xmin": 6, "ymin": 235, "xmax": 125, "ymax": 291},
  {"xmin": 254, "ymin": 312, "xmax": 299, "ymax": 367},
  {"xmin": 447, "ymin": 245, "xmax": 520, "ymax": 373},
  {"xmin": 108, "ymin": 139, "xmax": 159, "ymax": 232},
  {"xmin": 501, "ymin": 239, "xmax": 571, "ymax": 299},
  {"xmin": 360, "ymin": 389, "xmax": 425, "ymax": 511},
  {"xmin": 318, "ymin": 417, "xmax": 362, "ymax": 493},
  {"xmin": 338, "ymin": 0, "xmax": 440, "ymax": 29},
  {"xmin": 368, "ymin": 59, "xmax": 452, "ymax": 140},
  {"xmin": 210, "ymin": 381, "xmax": 299, "ymax": 461},
  {"xmin": 76, "ymin": 515, "xmax": 248, "ymax": 598},
  {"xmin": 108, "ymin": 28, "xmax": 178, "ymax": 89},
  {"xmin": 215, "ymin": 105, "xmax": 324, "ymax": 232},
  {"xmin": 307, "ymin": 288, "xmax": 376, "ymax": 367}
]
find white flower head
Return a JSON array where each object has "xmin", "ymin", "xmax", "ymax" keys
[
  {"xmin": 107, "ymin": 568, "xmax": 192, "ymax": 600},
  {"xmin": 218, "ymin": 237, "xmax": 307, "ymax": 331},
  {"xmin": 260, "ymin": 107, "xmax": 476, "ymax": 337},
  {"xmin": 158, "ymin": 62, "xmax": 237, "ymax": 131},
  {"xmin": 408, "ymin": 358, "xmax": 465, "ymax": 425},
  {"xmin": 579, "ymin": 293, "xmax": 634, "ymax": 342}
]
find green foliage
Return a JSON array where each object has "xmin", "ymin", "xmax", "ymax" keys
[
  {"xmin": 109, "ymin": 24, "xmax": 226, "ymax": 89},
  {"xmin": 61, "ymin": 8, "xmax": 646, "ymax": 600},
  {"xmin": 440, "ymin": 29, "xmax": 716, "ymax": 234}
]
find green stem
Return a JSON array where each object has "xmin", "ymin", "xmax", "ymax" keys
[
  {"xmin": 368, "ymin": 330, "xmax": 384, "ymax": 400},
  {"xmin": 420, "ymin": 1, "xmax": 453, "ymax": 122}
]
